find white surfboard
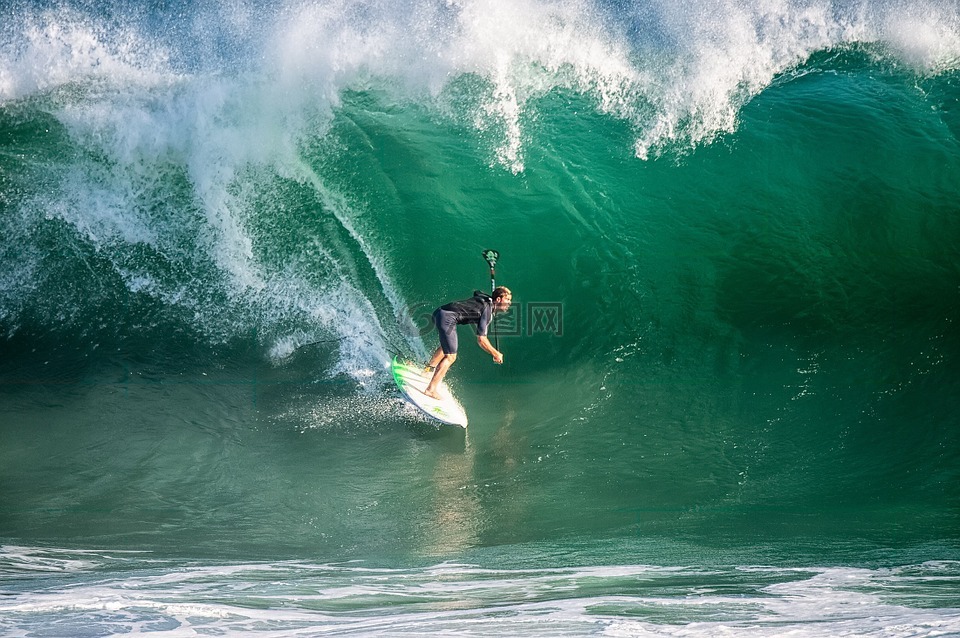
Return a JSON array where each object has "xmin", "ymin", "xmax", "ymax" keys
[{"xmin": 391, "ymin": 356, "xmax": 468, "ymax": 428}]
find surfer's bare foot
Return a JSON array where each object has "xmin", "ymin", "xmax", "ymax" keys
[{"xmin": 422, "ymin": 388, "xmax": 441, "ymax": 400}]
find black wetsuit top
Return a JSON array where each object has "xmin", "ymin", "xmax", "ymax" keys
[
  {"xmin": 439, "ymin": 291, "xmax": 494, "ymax": 336},
  {"xmin": 432, "ymin": 291, "xmax": 494, "ymax": 354}
]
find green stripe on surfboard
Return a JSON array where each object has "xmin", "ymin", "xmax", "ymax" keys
[{"xmin": 391, "ymin": 356, "xmax": 468, "ymax": 427}]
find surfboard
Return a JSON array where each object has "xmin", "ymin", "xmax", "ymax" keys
[{"xmin": 391, "ymin": 356, "xmax": 468, "ymax": 428}]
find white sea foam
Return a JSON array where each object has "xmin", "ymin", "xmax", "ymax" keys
[
  {"xmin": 2, "ymin": 551, "xmax": 959, "ymax": 637},
  {"xmin": 0, "ymin": 10, "xmax": 170, "ymax": 101},
  {"xmin": 881, "ymin": 4, "xmax": 960, "ymax": 72},
  {"xmin": 258, "ymin": 0, "xmax": 960, "ymax": 162},
  {"xmin": 3, "ymin": 0, "xmax": 959, "ymax": 157}
]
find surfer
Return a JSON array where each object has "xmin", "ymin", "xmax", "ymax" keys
[{"xmin": 422, "ymin": 287, "xmax": 513, "ymax": 400}]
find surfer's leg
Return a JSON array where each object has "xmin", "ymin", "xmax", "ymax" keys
[
  {"xmin": 426, "ymin": 346, "xmax": 444, "ymax": 371},
  {"xmin": 424, "ymin": 354, "xmax": 456, "ymax": 399},
  {"xmin": 425, "ymin": 308, "xmax": 458, "ymax": 398}
]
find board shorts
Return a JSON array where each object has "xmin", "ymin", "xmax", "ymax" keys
[{"xmin": 433, "ymin": 307, "xmax": 460, "ymax": 354}]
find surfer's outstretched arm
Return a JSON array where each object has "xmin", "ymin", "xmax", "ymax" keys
[{"xmin": 477, "ymin": 336, "xmax": 503, "ymax": 364}]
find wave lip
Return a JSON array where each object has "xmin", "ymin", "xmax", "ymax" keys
[{"xmin": 5, "ymin": 1, "xmax": 959, "ymax": 160}]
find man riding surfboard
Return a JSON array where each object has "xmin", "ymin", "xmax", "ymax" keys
[{"xmin": 422, "ymin": 286, "xmax": 513, "ymax": 399}]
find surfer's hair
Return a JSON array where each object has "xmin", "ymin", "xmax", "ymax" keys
[{"xmin": 492, "ymin": 286, "xmax": 512, "ymax": 300}]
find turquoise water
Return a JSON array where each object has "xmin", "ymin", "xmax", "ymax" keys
[{"xmin": 2, "ymin": 0, "xmax": 960, "ymax": 634}]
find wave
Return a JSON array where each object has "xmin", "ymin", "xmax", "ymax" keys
[{"xmin": 1, "ymin": 0, "xmax": 959, "ymax": 381}]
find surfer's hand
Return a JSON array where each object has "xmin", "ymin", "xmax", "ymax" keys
[{"xmin": 493, "ymin": 352, "xmax": 503, "ymax": 364}]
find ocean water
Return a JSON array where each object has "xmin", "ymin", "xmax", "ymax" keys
[{"xmin": 2, "ymin": 0, "xmax": 960, "ymax": 635}]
